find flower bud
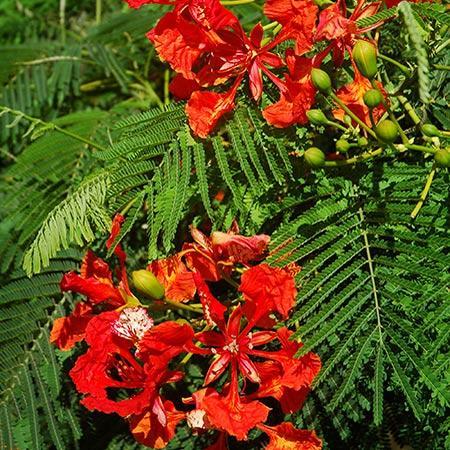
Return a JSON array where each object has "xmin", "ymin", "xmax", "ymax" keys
[
  {"xmin": 422, "ymin": 124, "xmax": 441, "ymax": 137},
  {"xmin": 343, "ymin": 115, "xmax": 352, "ymax": 126},
  {"xmin": 307, "ymin": 109, "xmax": 329, "ymax": 125},
  {"xmin": 132, "ymin": 270, "xmax": 165, "ymax": 300},
  {"xmin": 352, "ymin": 40, "xmax": 378, "ymax": 79},
  {"xmin": 434, "ymin": 148, "xmax": 450, "ymax": 168},
  {"xmin": 311, "ymin": 68, "xmax": 332, "ymax": 94},
  {"xmin": 336, "ymin": 139, "xmax": 351, "ymax": 153},
  {"xmin": 358, "ymin": 137, "xmax": 369, "ymax": 147},
  {"xmin": 304, "ymin": 147, "xmax": 326, "ymax": 168},
  {"xmin": 363, "ymin": 89, "xmax": 383, "ymax": 108},
  {"xmin": 376, "ymin": 120, "xmax": 398, "ymax": 143}
]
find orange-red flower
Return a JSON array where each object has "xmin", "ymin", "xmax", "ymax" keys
[
  {"xmin": 332, "ymin": 67, "xmax": 387, "ymax": 127},
  {"xmin": 239, "ymin": 263, "xmax": 298, "ymax": 324},
  {"xmin": 147, "ymin": 254, "xmax": 196, "ymax": 302},
  {"xmin": 183, "ymin": 226, "xmax": 270, "ymax": 281},
  {"xmin": 52, "ymin": 215, "xmax": 129, "ymax": 350},
  {"xmin": 315, "ymin": 0, "xmax": 382, "ymax": 65},
  {"xmin": 264, "ymin": 0, "xmax": 319, "ymax": 55},
  {"xmin": 263, "ymin": 50, "xmax": 320, "ymax": 128},
  {"xmin": 258, "ymin": 422, "xmax": 322, "ymax": 450}
]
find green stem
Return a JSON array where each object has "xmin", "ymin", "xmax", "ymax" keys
[
  {"xmin": 59, "ymin": 0, "xmax": 66, "ymax": 45},
  {"xmin": 96, "ymin": 0, "xmax": 102, "ymax": 24},
  {"xmin": 164, "ymin": 70, "xmax": 170, "ymax": 106},
  {"xmin": 163, "ymin": 297, "xmax": 203, "ymax": 313},
  {"xmin": 397, "ymin": 95, "xmax": 421, "ymax": 125},
  {"xmin": 378, "ymin": 53, "xmax": 412, "ymax": 76},
  {"xmin": 433, "ymin": 64, "xmax": 450, "ymax": 71},
  {"xmin": 402, "ymin": 143, "xmax": 437, "ymax": 154},
  {"xmin": 410, "ymin": 164, "xmax": 437, "ymax": 219},
  {"xmin": 331, "ymin": 93, "xmax": 377, "ymax": 139},
  {"xmin": 262, "ymin": 21, "xmax": 279, "ymax": 30},
  {"xmin": 326, "ymin": 120, "xmax": 348, "ymax": 132},
  {"xmin": 0, "ymin": 105, "xmax": 108, "ymax": 152},
  {"xmin": 324, "ymin": 148, "xmax": 384, "ymax": 166},
  {"xmin": 370, "ymin": 80, "xmax": 409, "ymax": 145}
]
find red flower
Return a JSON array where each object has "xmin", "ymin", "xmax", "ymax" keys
[
  {"xmin": 332, "ymin": 67, "xmax": 387, "ymax": 127},
  {"xmin": 169, "ymin": 74, "xmax": 200, "ymax": 100},
  {"xmin": 50, "ymin": 302, "xmax": 93, "ymax": 350},
  {"xmin": 185, "ymin": 22, "xmax": 285, "ymax": 137},
  {"xmin": 51, "ymin": 214, "xmax": 137, "ymax": 351},
  {"xmin": 258, "ymin": 422, "xmax": 322, "ymax": 450},
  {"xmin": 263, "ymin": 51, "xmax": 319, "ymax": 128},
  {"xmin": 183, "ymin": 226, "xmax": 270, "ymax": 281},
  {"xmin": 264, "ymin": 0, "xmax": 319, "ymax": 55},
  {"xmin": 193, "ymin": 273, "xmax": 227, "ymax": 327},
  {"xmin": 196, "ymin": 305, "xmax": 276, "ymax": 386},
  {"xmin": 147, "ymin": 254, "xmax": 196, "ymax": 302},
  {"xmin": 201, "ymin": 386, "xmax": 270, "ymax": 440},
  {"xmin": 314, "ymin": 0, "xmax": 382, "ymax": 65},
  {"xmin": 70, "ymin": 310, "xmax": 183, "ymax": 417},
  {"xmin": 239, "ymin": 263, "xmax": 298, "ymax": 324},
  {"xmin": 130, "ymin": 400, "xmax": 185, "ymax": 449},
  {"xmin": 147, "ymin": 0, "xmax": 238, "ymax": 81}
]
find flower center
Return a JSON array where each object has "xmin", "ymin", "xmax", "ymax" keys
[
  {"xmin": 223, "ymin": 338, "xmax": 239, "ymax": 354},
  {"xmin": 112, "ymin": 307, "xmax": 154, "ymax": 342}
]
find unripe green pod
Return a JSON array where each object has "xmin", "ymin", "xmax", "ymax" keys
[
  {"xmin": 132, "ymin": 270, "xmax": 165, "ymax": 300},
  {"xmin": 363, "ymin": 89, "xmax": 383, "ymax": 108},
  {"xmin": 343, "ymin": 115, "xmax": 352, "ymax": 126},
  {"xmin": 336, "ymin": 139, "xmax": 351, "ymax": 153},
  {"xmin": 311, "ymin": 69, "xmax": 332, "ymax": 94},
  {"xmin": 358, "ymin": 137, "xmax": 369, "ymax": 147},
  {"xmin": 434, "ymin": 148, "xmax": 450, "ymax": 167},
  {"xmin": 307, "ymin": 109, "xmax": 329, "ymax": 125},
  {"xmin": 376, "ymin": 120, "xmax": 399, "ymax": 143},
  {"xmin": 313, "ymin": 0, "xmax": 334, "ymax": 8},
  {"xmin": 304, "ymin": 147, "xmax": 326, "ymax": 168},
  {"xmin": 352, "ymin": 40, "xmax": 378, "ymax": 79},
  {"xmin": 422, "ymin": 124, "xmax": 441, "ymax": 137}
]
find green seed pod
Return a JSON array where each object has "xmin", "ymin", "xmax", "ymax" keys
[
  {"xmin": 363, "ymin": 89, "xmax": 383, "ymax": 108},
  {"xmin": 336, "ymin": 139, "xmax": 351, "ymax": 153},
  {"xmin": 307, "ymin": 109, "xmax": 329, "ymax": 125},
  {"xmin": 311, "ymin": 69, "xmax": 332, "ymax": 94},
  {"xmin": 358, "ymin": 136, "xmax": 369, "ymax": 147},
  {"xmin": 343, "ymin": 115, "xmax": 352, "ymax": 126},
  {"xmin": 304, "ymin": 147, "xmax": 326, "ymax": 168},
  {"xmin": 352, "ymin": 40, "xmax": 378, "ymax": 79},
  {"xmin": 376, "ymin": 120, "xmax": 399, "ymax": 143},
  {"xmin": 132, "ymin": 270, "xmax": 165, "ymax": 300},
  {"xmin": 313, "ymin": 0, "xmax": 334, "ymax": 8},
  {"xmin": 422, "ymin": 124, "xmax": 441, "ymax": 137},
  {"xmin": 434, "ymin": 148, "xmax": 450, "ymax": 168}
]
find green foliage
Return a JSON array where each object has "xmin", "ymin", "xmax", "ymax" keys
[{"xmin": 0, "ymin": 1, "xmax": 448, "ymax": 449}]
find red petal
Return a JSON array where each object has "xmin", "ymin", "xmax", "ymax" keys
[
  {"xmin": 259, "ymin": 422, "xmax": 322, "ymax": 450},
  {"xmin": 50, "ymin": 302, "xmax": 93, "ymax": 350},
  {"xmin": 186, "ymin": 89, "xmax": 236, "ymax": 138},
  {"xmin": 204, "ymin": 353, "xmax": 231, "ymax": 385},
  {"xmin": 169, "ymin": 74, "xmax": 200, "ymax": 100}
]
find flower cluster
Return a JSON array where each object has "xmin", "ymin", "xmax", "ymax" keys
[
  {"xmin": 125, "ymin": 0, "xmax": 392, "ymax": 138},
  {"xmin": 51, "ymin": 215, "xmax": 322, "ymax": 449}
]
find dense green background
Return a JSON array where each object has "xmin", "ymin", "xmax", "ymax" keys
[{"xmin": 0, "ymin": 0, "xmax": 448, "ymax": 449}]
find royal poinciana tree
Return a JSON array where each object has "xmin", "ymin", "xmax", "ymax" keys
[{"xmin": 0, "ymin": 0, "xmax": 448, "ymax": 448}]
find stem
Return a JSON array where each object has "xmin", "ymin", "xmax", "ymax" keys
[
  {"xmin": 164, "ymin": 70, "xmax": 170, "ymax": 106},
  {"xmin": 397, "ymin": 95, "xmax": 421, "ymax": 125},
  {"xmin": 96, "ymin": 0, "xmax": 102, "ymax": 24},
  {"xmin": 331, "ymin": 93, "xmax": 377, "ymax": 139},
  {"xmin": 163, "ymin": 297, "xmax": 203, "ymax": 313},
  {"xmin": 370, "ymin": 80, "xmax": 409, "ymax": 145},
  {"xmin": 324, "ymin": 148, "xmax": 384, "ymax": 166},
  {"xmin": 410, "ymin": 164, "xmax": 437, "ymax": 219},
  {"xmin": 262, "ymin": 21, "xmax": 279, "ymax": 30},
  {"xmin": 59, "ymin": 0, "xmax": 66, "ymax": 45},
  {"xmin": 327, "ymin": 120, "xmax": 348, "ymax": 132},
  {"xmin": 403, "ymin": 143, "xmax": 437, "ymax": 154},
  {"xmin": 0, "ymin": 105, "xmax": 108, "ymax": 152},
  {"xmin": 378, "ymin": 53, "xmax": 412, "ymax": 76},
  {"xmin": 433, "ymin": 64, "xmax": 450, "ymax": 71}
]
